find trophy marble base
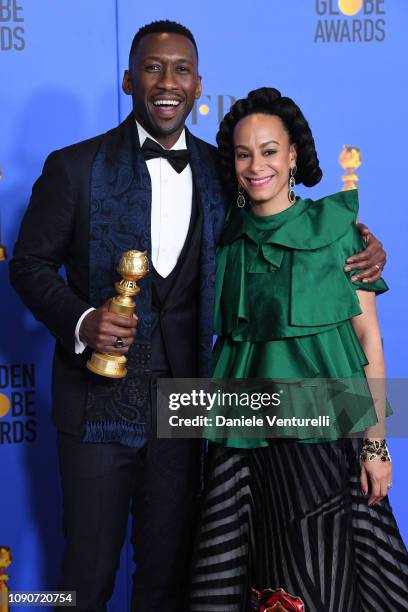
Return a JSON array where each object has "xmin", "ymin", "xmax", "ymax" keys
[{"xmin": 87, "ymin": 352, "xmax": 127, "ymax": 379}]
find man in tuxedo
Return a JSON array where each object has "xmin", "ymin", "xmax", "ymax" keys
[{"xmin": 9, "ymin": 19, "xmax": 386, "ymax": 612}]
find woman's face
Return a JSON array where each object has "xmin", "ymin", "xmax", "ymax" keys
[{"xmin": 233, "ymin": 113, "xmax": 296, "ymax": 208}]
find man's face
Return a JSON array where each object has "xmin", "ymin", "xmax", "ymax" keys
[{"xmin": 123, "ymin": 32, "xmax": 202, "ymax": 143}]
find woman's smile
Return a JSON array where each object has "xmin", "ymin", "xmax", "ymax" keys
[{"xmin": 245, "ymin": 175, "xmax": 274, "ymax": 187}]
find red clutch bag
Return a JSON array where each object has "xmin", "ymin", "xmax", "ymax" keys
[{"xmin": 251, "ymin": 587, "xmax": 305, "ymax": 612}]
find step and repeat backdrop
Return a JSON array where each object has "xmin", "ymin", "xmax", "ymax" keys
[{"xmin": 1, "ymin": 1, "xmax": 407, "ymax": 609}]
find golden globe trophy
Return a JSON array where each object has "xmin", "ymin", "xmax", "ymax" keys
[
  {"xmin": 0, "ymin": 164, "xmax": 7, "ymax": 262},
  {"xmin": 0, "ymin": 546, "xmax": 11, "ymax": 612},
  {"xmin": 87, "ymin": 250, "xmax": 149, "ymax": 379},
  {"xmin": 339, "ymin": 144, "xmax": 361, "ymax": 191}
]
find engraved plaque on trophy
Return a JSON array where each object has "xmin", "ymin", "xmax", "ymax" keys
[{"xmin": 87, "ymin": 250, "xmax": 149, "ymax": 379}]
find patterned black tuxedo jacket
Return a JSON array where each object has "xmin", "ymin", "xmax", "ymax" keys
[{"xmin": 10, "ymin": 113, "xmax": 227, "ymax": 438}]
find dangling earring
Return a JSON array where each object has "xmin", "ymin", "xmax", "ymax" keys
[
  {"xmin": 237, "ymin": 184, "xmax": 246, "ymax": 208},
  {"xmin": 288, "ymin": 165, "xmax": 297, "ymax": 204}
]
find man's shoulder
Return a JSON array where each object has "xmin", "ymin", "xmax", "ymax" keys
[
  {"xmin": 52, "ymin": 121, "xmax": 123, "ymax": 165},
  {"xmin": 58, "ymin": 132, "xmax": 105, "ymax": 157},
  {"xmin": 39, "ymin": 118, "xmax": 134, "ymax": 184}
]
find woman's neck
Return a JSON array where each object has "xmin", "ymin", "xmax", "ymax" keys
[{"xmin": 250, "ymin": 194, "xmax": 293, "ymax": 217}]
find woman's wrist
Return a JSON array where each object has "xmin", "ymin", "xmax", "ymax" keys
[{"xmin": 360, "ymin": 438, "xmax": 392, "ymax": 462}]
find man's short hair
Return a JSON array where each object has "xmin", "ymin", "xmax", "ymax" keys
[{"xmin": 129, "ymin": 20, "xmax": 198, "ymax": 66}]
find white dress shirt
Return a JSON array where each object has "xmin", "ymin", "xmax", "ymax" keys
[
  {"xmin": 137, "ymin": 121, "xmax": 193, "ymax": 277},
  {"xmin": 74, "ymin": 120, "xmax": 193, "ymax": 353}
]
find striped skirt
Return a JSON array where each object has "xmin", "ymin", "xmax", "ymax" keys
[{"xmin": 189, "ymin": 439, "xmax": 408, "ymax": 612}]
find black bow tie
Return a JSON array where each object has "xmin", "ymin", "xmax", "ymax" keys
[{"xmin": 141, "ymin": 137, "xmax": 190, "ymax": 174}]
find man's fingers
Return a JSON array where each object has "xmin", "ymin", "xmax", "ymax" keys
[
  {"xmin": 102, "ymin": 313, "xmax": 138, "ymax": 327},
  {"xmin": 88, "ymin": 310, "xmax": 138, "ymax": 330},
  {"xmin": 90, "ymin": 315, "xmax": 137, "ymax": 352},
  {"xmin": 345, "ymin": 257, "xmax": 371, "ymax": 271},
  {"xmin": 360, "ymin": 272, "xmax": 382, "ymax": 284},
  {"xmin": 99, "ymin": 321, "xmax": 136, "ymax": 337},
  {"xmin": 350, "ymin": 266, "xmax": 382, "ymax": 283},
  {"xmin": 93, "ymin": 315, "xmax": 137, "ymax": 338},
  {"xmin": 362, "ymin": 274, "xmax": 381, "ymax": 283},
  {"xmin": 347, "ymin": 243, "xmax": 381, "ymax": 265},
  {"xmin": 347, "ymin": 228, "xmax": 387, "ymax": 277},
  {"xmin": 356, "ymin": 222, "xmax": 369, "ymax": 234},
  {"xmin": 95, "ymin": 334, "xmax": 135, "ymax": 354},
  {"xmin": 104, "ymin": 334, "xmax": 134, "ymax": 347},
  {"xmin": 80, "ymin": 307, "xmax": 138, "ymax": 352}
]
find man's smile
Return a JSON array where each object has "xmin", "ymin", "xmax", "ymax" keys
[
  {"xmin": 152, "ymin": 98, "xmax": 182, "ymax": 107},
  {"xmin": 150, "ymin": 96, "xmax": 184, "ymax": 119}
]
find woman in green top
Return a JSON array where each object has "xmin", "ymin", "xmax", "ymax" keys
[{"xmin": 190, "ymin": 88, "xmax": 408, "ymax": 612}]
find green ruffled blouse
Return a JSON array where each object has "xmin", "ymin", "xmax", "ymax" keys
[{"xmin": 209, "ymin": 189, "xmax": 389, "ymax": 447}]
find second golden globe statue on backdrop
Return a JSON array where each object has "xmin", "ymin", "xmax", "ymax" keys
[
  {"xmin": 0, "ymin": 546, "xmax": 11, "ymax": 612},
  {"xmin": 339, "ymin": 144, "xmax": 362, "ymax": 191},
  {"xmin": 86, "ymin": 250, "xmax": 149, "ymax": 379}
]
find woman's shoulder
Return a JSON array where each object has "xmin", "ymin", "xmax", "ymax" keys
[
  {"xmin": 306, "ymin": 189, "xmax": 358, "ymax": 212},
  {"xmin": 268, "ymin": 189, "xmax": 359, "ymax": 251},
  {"xmin": 219, "ymin": 189, "xmax": 359, "ymax": 250}
]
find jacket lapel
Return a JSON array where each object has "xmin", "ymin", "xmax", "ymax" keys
[
  {"xmin": 187, "ymin": 130, "xmax": 227, "ymax": 375},
  {"xmin": 89, "ymin": 114, "xmax": 152, "ymax": 310},
  {"xmin": 85, "ymin": 114, "xmax": 154, "ymax": 445}
]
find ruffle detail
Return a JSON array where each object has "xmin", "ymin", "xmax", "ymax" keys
[
  {"xmin": 211, "ymin": 190, "xmax": 391, "ymax": 447},
  {"xmin": 220, "ymin": 189, "xmax": 359, "ymax": 250},
  {"xmin": 214, "ymin": 190, "xmax": 388, "ymax": 339},
  {"xmin": 213, "ymin": 322, "xmax": 368, "ymax": 380},
  {"xmin": 208, "ymin": 324, "xmax": 390, "ymax": 445}
]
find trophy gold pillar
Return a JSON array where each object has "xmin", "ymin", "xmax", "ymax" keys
[{"xmin": 87, "ymin": 250, "xmax": 149, "ymax": 379}]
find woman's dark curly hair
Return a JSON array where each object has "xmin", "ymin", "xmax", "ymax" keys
[{"xmin": 216, "ymin": 87, "xmax": 323, "ymax": 197}]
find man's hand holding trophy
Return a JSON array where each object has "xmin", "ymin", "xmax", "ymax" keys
[{"xmin": 80, "ymin": 250, "xmax": 149, "ymax": 379}]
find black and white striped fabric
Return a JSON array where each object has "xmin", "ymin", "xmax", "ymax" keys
[{"xmin": 189, "ymin": 440, "xmax": 408, "ymax": 612}]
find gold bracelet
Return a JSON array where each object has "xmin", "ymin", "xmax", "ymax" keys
[{"xmin": 360, "ymin": 438, "xmax": 391, "ymax": 462}]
